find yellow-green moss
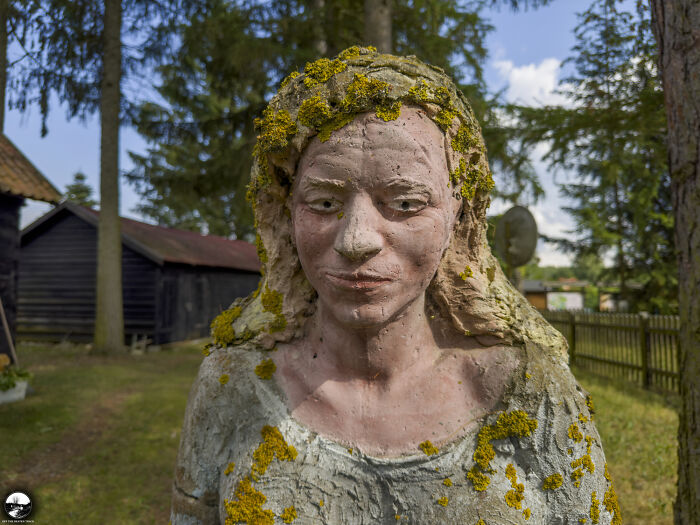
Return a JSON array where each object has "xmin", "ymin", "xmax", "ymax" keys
[
  {"xmin": 219, "ymin": 374, "xmax": 230, "ymax": 385},
  {"xmin": 202, "ymin": 343, "xmax": 213, "ymax": 357},
  {"xmin": 261, "ymin": 285, "xmax": 287, "ymax": 333},
  {"xmin": 376, "ymin": 100, "xmax": 402, "ymax": 121},
  {"xmin": 318, "ymin": 500, "xmax": 324, "ymax": 507},
  {"xmin": 443, "ymin": 478, "xmax": 453, "ymax": 487},
  {"xmin": 280, "ymin": 505, "xmax": 297, "ymax": 523},
  {"xmin": 280, "ymin": 70, "xmax": 300, "ymax": 89},
  {"xmin": 434, "ymin": 107, "xmax": 457, "ymax": 131},
  {"xmin": 337, "ymin": 211, "xmax": 344, "ymax": 219},
  {"xmin": 579, "ymin": 412, "xmax": 589, "ymax": 423},
  {"xmin": 604, "ymin": 463, "xmax": 611, "ymax": 482},
  {"xmin": 255, "ymin": 233, "xmax": 268, "ymax": 265},
  {"xmin": 419, "ymin": 440, "xmax": 439, "ymax": 456},
  {"xmin": 318, "ymin": 112, "xmax": 357, "ymax": 142},
  {"xmin": 486, "ymin": 266, "xmax": 496, "ymax": 282},
  {"xmin": 224, "ymin": 476, "xmax": 275, "ymax": 525},
  {"xmin": 467, "ymin": 466, "xmax": 491, "ymax": 491},
  {"xmin": 211, "ymin": 306, "xmax": 242, "ymax": 346},
  {"xmin": 395, "ymin": 514, "xmax": 401, "ymax": 520},
  {"xmin": 523, "ymin": 508, "xmax": 531, "ymax": 520},
  {"xmin": 476, "ymin": 519, "xmax": 486, "ymax": 525},
  {"xmin": 542, "ymin": 473, "xmax": 563, "ymax": 490},
  {"xmin": 460, "ymin": 164, "xmax": 482, "ymax": 200},
  {"xmin": 338, "ymin": 46, "xmax": 361, "ymax": 60},
  {"xmin": 468, "ymin": 410, "xmax": 537, "ymax": 492},
  {"xmin": 255, "ymin": 358, "xmax": 276, "ymax": 380},
  {"xmin": 437, "ymin": 496, "xmax": 449, "ymax": 507},
  {"xmin": 299, "ymin": 95, "xmax": 333, "ymax": 129},
  {"xmin": 590, "ymin": 491, "xmax": 600, "ymax": 524},
  {"xmin": 586, "ymin": 395, "xmax": 595, "ymax": 416},
  {"xmin": 255, "ymin": 107, "xmax": 298, "ymax": 154},
  {"xmin": 251, "ymin": 425, "xmax": 298, "ymax": 478},
  {"xmin": 459, "ymin": 265, "xmax": 473, "ymax": 280},
  {"xmin": 452, "ymin": 124, "xmax": 479, "ymax": 153},
  {"xmin": 303, "ymin": 57, "xmax": 347, "ymax": 88},
  {"xmin": 603, "ymin": 484, "xmax": 622, "ymax": 525},
  {"xmin": 450, "ymin": 158, "xmax": 467, "ymax": 186},
  {"xmin": 224, "ymin": 462, "xmax": 235, "ymax": 476},
  {"xmin": 568, "ymin": 422, "xmax": 584, "ymax": 443},
  {"xmin": 504, "ymin": 463, "xmax": 525, "ymax": 510},
  {"xmin": 341, "ymin": 73, "xmax": 390, "ymax": 113}
]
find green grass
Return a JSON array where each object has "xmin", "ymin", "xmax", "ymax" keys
[
  {"xmin": 0, "ymin": 341, "xmax": 204, "ymax": 525},
  {"xmin": 0, "ymin": 343, "xmax": 678, "ymax": 524},
  {"xmin": 573, "ymin": 366, "xmax": 679, "ymax": 525}
]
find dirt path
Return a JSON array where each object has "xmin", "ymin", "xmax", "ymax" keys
[{"xmin": 1, "ymin": 390, "xmax": 133, "ymax": 489}]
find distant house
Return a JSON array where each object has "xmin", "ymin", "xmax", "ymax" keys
[
  {"xmin": 0, "ymin": 135, "xmax": 61, "ymax": 362},
  {"xmin": 523, "ymin": 278, "xmax": 587, "ymax": 311},
  {"xmin": 18, "ymin": 202, "xmax": 260, "ymax": 344}
]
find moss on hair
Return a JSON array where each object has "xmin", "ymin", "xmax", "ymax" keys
[
  {"xmin": 299, "ymin": 95, "xmax": 333, "ymax": 129},
  {"xmin": 303, "ymin": 57, "xmax": 347, "ymax": 88},
  {"xmin": 211, "ymin": 306, "xmax": 242, "ymax": 346}
]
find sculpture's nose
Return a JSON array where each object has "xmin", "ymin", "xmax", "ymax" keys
[{"xmin": 333, "ymin": 196, "xmax": 383, "ymax": 261}]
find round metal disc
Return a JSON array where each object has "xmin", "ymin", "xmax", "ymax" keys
[{"xmin": 494, "ymin": 205, "xmax": 538, "ymax": 267}]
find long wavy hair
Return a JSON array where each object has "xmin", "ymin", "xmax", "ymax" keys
[{"xmin": 227, "ymin": 47, "xmax": 566, "ymax": 359}]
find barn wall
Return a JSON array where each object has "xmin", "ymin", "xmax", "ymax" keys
[
  {"xmin": 17, "ymin": 213, "xmax": 158, "ymax": 343},
  {"xmin": 0, "ymin": 193, "xmax": 23, "ymax": 362},
  {"xmin": 157, "ymin": 265, "xmax": 260, "ymax": 343}
]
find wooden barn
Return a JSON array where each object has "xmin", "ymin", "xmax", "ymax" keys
[
  {"xmin": 18, "ymin": 202, "xmax": 260, "ymax": 344},
  {"xmin": 0, "ymin": 135, "xmax": 61, "ymax": 363}
]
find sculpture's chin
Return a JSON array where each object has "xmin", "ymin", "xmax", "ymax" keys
[{"xmin": 319, "ymin": 295, "xmax": 417, "ymax": 330}]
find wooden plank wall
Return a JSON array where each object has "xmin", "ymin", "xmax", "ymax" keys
[
  {"xmin": 157, "ymin": 265, "xmax": 260, "ymax": 343},
  {"xmin": 0, "ymin": 193, "xmax": 22, "ymax": 361},
  {"xmin": 17, "ymin": 213, "xmax": 157, "ymax": 343}
]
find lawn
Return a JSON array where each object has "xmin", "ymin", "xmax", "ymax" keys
[{"xmin": 0, "ymin": 343, "xmax": 678, "ymax": 524}]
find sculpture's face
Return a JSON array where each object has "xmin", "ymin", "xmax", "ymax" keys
[{"xmin": 291, "ymin": 108, "xmax": 460, "ymax": 328}]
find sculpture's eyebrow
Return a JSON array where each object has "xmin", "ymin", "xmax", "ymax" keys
[
  {"xmin": 299, "ymin": 176, "xmax": 347, "ymax": 192},
  {"xmin": 382, "ymin": 177, "xmax": 435, "ymax": 195}
]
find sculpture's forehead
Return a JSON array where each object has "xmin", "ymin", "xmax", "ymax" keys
[{"xmin": 299, "ymin": 107, "xmax": 447, "ymax": 173}]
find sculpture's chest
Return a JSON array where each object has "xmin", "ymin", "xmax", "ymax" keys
[{"xmin": 216, "ymin": 424, "xmax": 537, "ymax": 525}]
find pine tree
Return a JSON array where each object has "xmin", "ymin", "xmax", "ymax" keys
[
  {"xmin": 11, "ymin": 0, "xmax": 186, "ymax": 352},
  {"xmin": 126, "ymin": 0, "xmax": 537, "ymax": 239},
  {"xmin": 63, "ymin": 171, "xmax": 97, "ymax": 207},
  {"xmin": 509, "ymin": 0, "xmax": 676, "ymax": 313}
]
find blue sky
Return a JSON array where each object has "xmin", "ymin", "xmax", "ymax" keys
[{"xmin": 10, "ymin": 2, "xmax": 586, "ymax": 265}]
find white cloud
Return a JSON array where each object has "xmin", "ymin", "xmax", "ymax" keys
[{"xmin": 494, "ymin": 58, "xmax": 571, "ymax": 107}]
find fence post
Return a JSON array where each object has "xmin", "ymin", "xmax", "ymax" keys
[
  {"xmin": 639, "ymin": 312, "xmax": 651, "ymax": 388},
  {"xmin": 568, "ymin": 311, "xmax": 576, "ymax": 365}
]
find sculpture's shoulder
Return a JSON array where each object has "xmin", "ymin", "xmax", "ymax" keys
[
  {"xmin": 171, "ymin": 344, "xmax": 277, "ymax": 525},
  {"xmin": 486, "ymin": 340, "xmax": 622, "ymax": 524}
]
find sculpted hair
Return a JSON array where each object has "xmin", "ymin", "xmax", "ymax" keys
[{"xmin": 221, "ymin": 47, "xmax": 565, "ymax": 358}]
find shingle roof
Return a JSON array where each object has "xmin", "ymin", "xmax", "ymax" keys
[
  {"xmin": 22, "ymin": 202, "xmax": 261, "ymax": 272},
  {"xmin": 0, "ymin": 135, "xmax": 61, "ymax": 203}
]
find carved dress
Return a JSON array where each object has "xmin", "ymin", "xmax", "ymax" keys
[{"xmin": 170, "ymin": 342, "xmax": 621, "ymax": 525}]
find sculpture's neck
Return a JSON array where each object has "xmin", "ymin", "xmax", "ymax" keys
[{"xmin": 310, "ymin": 295, "xmax": 439, "ymax": 383}]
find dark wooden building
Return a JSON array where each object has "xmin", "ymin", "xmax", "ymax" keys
[
  {"xmin": 0, "ymin": 135, "xmax": 61, "ymax": 363},
  {"xmin": 18, "ymin": 202, "xmax": 260, "ymax": 344}
]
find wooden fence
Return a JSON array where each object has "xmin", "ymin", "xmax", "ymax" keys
[{"xmin": 540, "ymin": 310, "xmax": 680, "ymax": 394}]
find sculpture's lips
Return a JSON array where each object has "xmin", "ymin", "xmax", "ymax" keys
[{"xmin": 323, "ymin": 270, "xmax": 395, "ymax": 290}]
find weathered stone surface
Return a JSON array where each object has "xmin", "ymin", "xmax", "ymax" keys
[{"xmin": 172, "ymin": 48, "xmax": 618, "ymax": 525}]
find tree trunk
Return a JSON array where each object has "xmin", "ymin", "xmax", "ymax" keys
[
  {"xmin": 649, "ymin": 1, "xmax": 700, "ymax": 523},
  {"xmin": 312, "ymin": 0, "xmax": 327, "ymax": 56},
  {"xmin": 364, "ymin": 0, "xmax": 392, "ymax": 53},
  {"xmin": 0, "ymin": 0, "xmax": 8, "ymax": 133},
  {"xmin": 94, "ymin": 0, "xmax": 124, "ymax": 354}
]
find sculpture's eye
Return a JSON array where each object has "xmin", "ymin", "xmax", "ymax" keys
[
  {"xmin": 308, "ymin": 197, "xmax": 342, "ymax": 213},
  {"xmin": 387, "ymin": 197, "xmax": 427, "ymax": 213}
]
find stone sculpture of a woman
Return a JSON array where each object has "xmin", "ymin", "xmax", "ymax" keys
[{"xmin": 170, "ymin": 48, "xmax": 621, "ymax": 525}]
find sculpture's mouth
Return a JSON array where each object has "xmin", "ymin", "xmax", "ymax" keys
[{"xmin": 323, "ymin": 270, "xmax": 395, "ymax": 290}]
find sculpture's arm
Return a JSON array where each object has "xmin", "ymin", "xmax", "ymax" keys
[{"xmin": 170, "ymin": 356, "xmax": 225, "ymax": 525}]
